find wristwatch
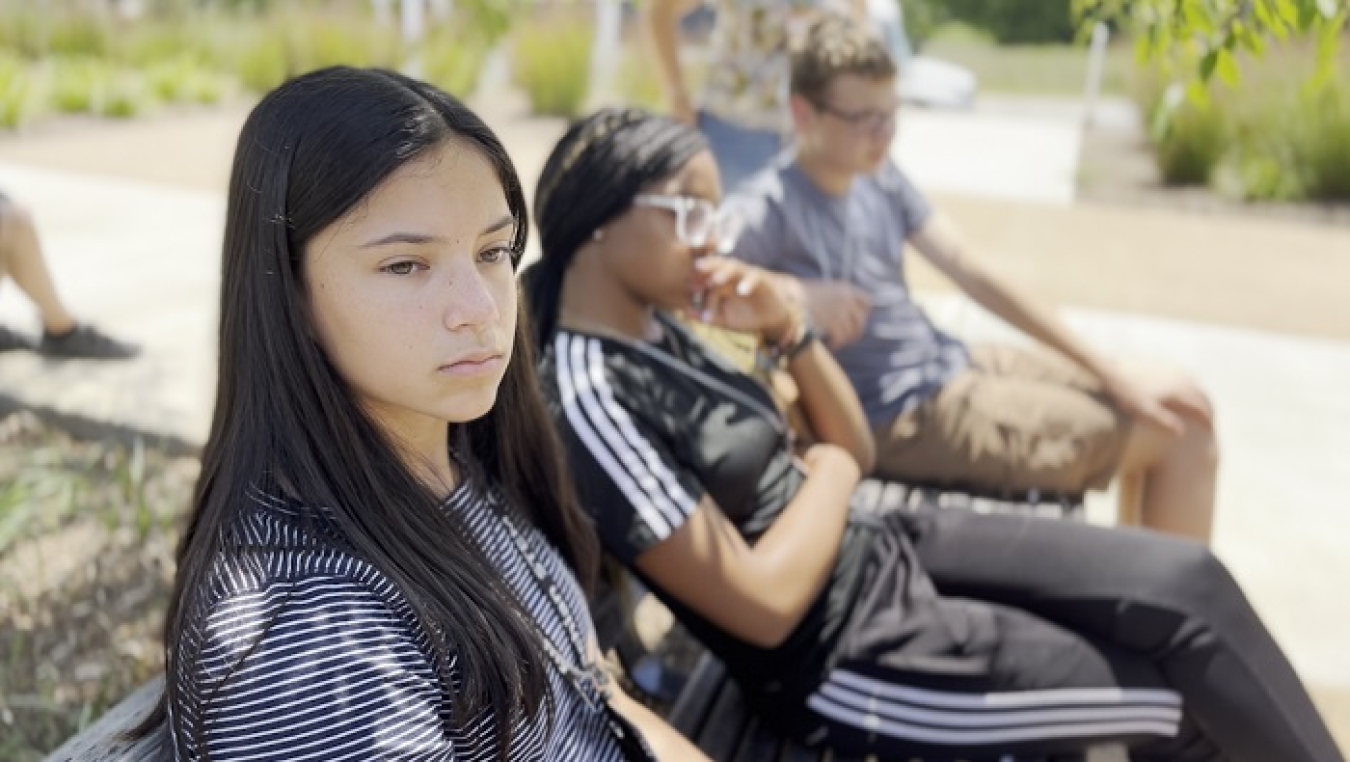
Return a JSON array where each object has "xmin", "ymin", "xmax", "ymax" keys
[{"xmin": 770, "ymin": 313, "xmax": 818, "ymax": 365}]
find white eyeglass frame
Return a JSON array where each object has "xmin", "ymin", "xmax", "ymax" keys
[{"xmin": 633, "ymin": 194, "xmax": 739, "ymax": 253}]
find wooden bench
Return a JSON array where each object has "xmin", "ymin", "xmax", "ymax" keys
[
  {"xmin": 49, "ymin": 479, "xmax": 1085, "ymax": 760},
  {"xmin": 44, "ymin": 677, "xmax": 164, "ymax": 761}
]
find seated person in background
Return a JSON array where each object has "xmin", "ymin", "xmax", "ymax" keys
[
  {"xmin": 727, "ymin": 15, "xmax": 1217, "ymax": 542},
  {"xmin": 0, "ymin": 192, "xmax": 138, "ymax": 360},
  {"xmin": 521, "ymin": 105, "xmax": 1344, "ymax": 762}
]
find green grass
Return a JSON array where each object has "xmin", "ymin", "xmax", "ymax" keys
[
  {"xmin": 0, "ymin": 411, "xmax": 195, "ymax": 759},
  {"xmin": 922, "ymin": 25, "xmax": 1135, "ymax": 96}
]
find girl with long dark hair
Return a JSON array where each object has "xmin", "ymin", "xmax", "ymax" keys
[
  {"xmin": 523, "ymin": 107, "xmax": 1345, "ymax": 762},
  {"xmin": 146, "ymin": 68, "xmax": 707, "ymax": 762}
]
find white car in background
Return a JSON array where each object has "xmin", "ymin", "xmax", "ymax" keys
[{"xmin": 870, "ymin": 0, "xmax": 978, "ymax": 109}]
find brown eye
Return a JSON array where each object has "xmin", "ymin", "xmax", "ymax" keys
[{"xmin": 380, "ymin": 261, "xmax": 423, "ymax": 275}]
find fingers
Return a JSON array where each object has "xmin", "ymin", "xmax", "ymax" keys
[
  {"xmin": 1162, "ymin": 387, "xmax": 1215, "ymax": 429},
  {"xmin": 1137, "ymin": 400, "xmax": 1185, "ymax": 439}
]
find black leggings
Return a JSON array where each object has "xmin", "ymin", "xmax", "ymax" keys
[{"xmin": 799, "ymin": 509, "xmax": 1343, "ymax": 762}]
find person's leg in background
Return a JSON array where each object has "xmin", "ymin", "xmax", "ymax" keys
[
  {"xmin": 900, "ymin": 508, "xmax": 1345, "ymax": 762},
  {"xmin": 968, "ymin": 343, "xmax": 1218, "ymax": 543},
  {"xmin": 698, "ymin": 110, "xmax": 787, "ymax": 193},
  {"xmin": 803, "ymin": 511, "xmax": 1216, "ymax": 761},
  {"xmin": 872, "ymin": 342, "xmax": 1217, "ymax": 543},
  {"xmin": 0, "ymin": 196, "xmax": 138, "ymax": 360}
]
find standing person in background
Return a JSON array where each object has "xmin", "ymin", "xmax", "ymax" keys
[
  {"xmin": 0, "ymin": 192, "xmax": 138, "ymax": 360},
  {"xmin": 647, "ymin": 0, "xmax": 868, "ymax": 192}
]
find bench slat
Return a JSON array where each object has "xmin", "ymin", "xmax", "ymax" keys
[
  {"xmin": 44, "ymin": 677, "xmax": 165, "ymax": 762},
  {"xmin": 696, "ymin": 671, "xmax": 751, "ymax": 759}
]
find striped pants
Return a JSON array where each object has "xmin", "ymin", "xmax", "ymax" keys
[{"xmin": 793, "ymin": 509, "xmax": 1343, "ymax": 762}]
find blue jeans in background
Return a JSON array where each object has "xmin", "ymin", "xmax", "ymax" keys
[{"xmin": 698, "ymin": 111, "xmax": 789, "ymax": 193}]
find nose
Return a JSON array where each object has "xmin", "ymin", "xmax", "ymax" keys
[{"xmin": 441, "ymin": 258, "xmax": 499, "ymax": 333}]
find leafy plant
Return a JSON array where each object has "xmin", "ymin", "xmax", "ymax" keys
[
  {"xmin": 0, "ymin": 53, "xmax": 35, "ymax": 128},
  {"xmin": 422, "ymin": 34, "xmax": 492, "ymax": 99},
  {"xmin": 510, "ymin": 19, "xmax": 594, "ymax": 118}
]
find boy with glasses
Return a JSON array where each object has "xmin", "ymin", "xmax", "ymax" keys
[{"xmin": 728, "ymin": 15, "xmax": 1219, "ymax": 542}]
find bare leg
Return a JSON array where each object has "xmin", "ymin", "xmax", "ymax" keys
[
  {"xmin": 0, "ymin": 202, "xmax": 76, "ymax": 334},
  {"xmin": 1116, "ymin": 370, "xmax": 1219, "ymax": 544}
]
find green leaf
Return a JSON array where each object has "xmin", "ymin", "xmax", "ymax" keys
[
  {"xmin": 1186, "ymin": 77, "xmax": 1212, "ymax": 105},
  {"xmin": 1200, "ymin": 49, "xmax": 1219, "ymax": 79},
  {"xmin": 1237, "ymin": 25, "xmax": 1268, "ymax": 55},
  {"xmin": 1215, "ymin": 47, "xmax": 1241, "ymax": 85},
  {"xmin": 1274, "ymin": 0, "xmax": 1300, "ymax": 26}
]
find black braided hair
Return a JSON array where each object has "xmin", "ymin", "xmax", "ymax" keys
[{"xmin": 522, "ymin": 107, "xmax": 707, "ymax": 350}]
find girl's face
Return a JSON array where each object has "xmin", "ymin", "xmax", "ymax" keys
[
  {"xmin": 303, "ymin": 139, "xmax": 518, "ymax": 450},
  {"xmin": 601, "ymin": 149, "xmax": 725, "ymax": 311}
]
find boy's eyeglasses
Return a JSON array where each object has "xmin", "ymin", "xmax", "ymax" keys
[
  {"xmin": 633, "ymin": 194, "xmax": 742, "ymax": 254},
  {"xmin": 813, "ymin": 102, "xmax": 900, "ymax": 135}
]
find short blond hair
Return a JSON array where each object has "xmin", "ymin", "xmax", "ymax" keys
[{"xmin": 789, "ymin": 14, "xmax": 897, "ymax": 104}]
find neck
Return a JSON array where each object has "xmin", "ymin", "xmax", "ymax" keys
[
  {"xmin": 379, "ymin": 416, "xmax": 458, "ymax": 498},
  {"xmin": 794, "ymin": 147, "xmax": 855, "ymax": 197},
  {"xmin": 558, "ymin": 251, "xmax": 654, "ymax": 342}
]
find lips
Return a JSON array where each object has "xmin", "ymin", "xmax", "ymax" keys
[{"xmin": 439, "ymin": 350, "xmax": 504, "ymax": 373}]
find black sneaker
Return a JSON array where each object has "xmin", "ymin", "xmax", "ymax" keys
[
  {"xmin": 38, "ymin": 324, "xmax": 140, "ymax": 360},
  {"xmin": 0, "ymin": 324, "xmax": 35, "ymax": 353}
]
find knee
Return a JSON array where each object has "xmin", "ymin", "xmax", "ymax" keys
[
  {"xmin": 1149, "ymin": 540, "xmax": 1241, "ymax": 612},
  {"xmin": 0, "ymin": 201, "xmax": 34, "ymax": 239}
]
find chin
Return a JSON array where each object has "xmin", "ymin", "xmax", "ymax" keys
[
  {"xmin": 861, "ymin": 154, "xmax": 889, "ymax": 174},
  {"xmin": 445, "ymin": 384, "xmax": 503, "ymax": 424}
]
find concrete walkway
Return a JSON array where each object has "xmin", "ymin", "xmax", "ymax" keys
[{"xmin": 1, "ymin": 99, "xmax": 1347, "ymax": 752}]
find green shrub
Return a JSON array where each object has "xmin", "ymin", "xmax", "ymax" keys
[
  {"xmin": 113, "ymin": 20, "xmax": 201, "ymax": 67},
  {"xmin": 422, "ymin": 34, "xmax": 491, "ymax": 99},
  {"xmin": 145, "ymin": 55, "xmax": 228, "ymax": 104},
  {"xmin": 614, "ymin": 46, "xmax": 664, "ymax": 111},
  {"xmin": 511, "ymin": 20, "xmax": 593, "ymax": 118},
  {"xmin": 234, "ymin": 31, "xmax": 288, "ymax": 93},
  {"xmin": 48, "ymin": 56, "xmax": 110, "ymax": 114},
  {"xmin": 0, "ymin": 9, "xmax": 46, "ymax": 58},
  {"xmin": 100, "ymin": 73, "xmax": 153, "ymax": 119},
  {"xmin": 231, "ymin": 12, "xmax": 404, "ymax": 93},
  {"xmin": 904, "ymin": 0, "xmax": 1075, "ymax": 46},
  {"xmin": 286, "ymin": 14, "xmax": 403, "ymax": 73},
  {"xmin": 1138, "ymin": 44, "xmax": 1350, "ymax": 202},
  {"xmin": 1299, "ymin": 82, "xmax": 1350, "ymax": 201},
  {"xmin": 0, "ymin": 53, "xmax": 34, "ymax": 128},
  {"xmin": 1151, "ymin": 91, "xmax": 1227, "ymax": 186},
  {"xmin": 46, "ymin": 13, "xmax": 111, "ymax": 58},
  {"xmin": 47, "ymin": 57, "xmax": 156, "ymax": 117}
]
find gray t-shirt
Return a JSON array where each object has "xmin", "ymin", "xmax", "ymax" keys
[{"xmin": 729, "ymin": 158, "xmax": 970, "ymax": 425}]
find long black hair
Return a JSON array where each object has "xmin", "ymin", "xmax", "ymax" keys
[
  {"xmin": 522, "ymin": 107, "xmax": 706, "ymax": 349},
  {"xmin": 145, "ymin": 66, "xmax": 597, "ymax": 759}
]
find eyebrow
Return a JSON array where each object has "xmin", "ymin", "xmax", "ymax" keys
[{"xmin": 360, "ymin": 214, "xmax": 516, "ymax": 248}]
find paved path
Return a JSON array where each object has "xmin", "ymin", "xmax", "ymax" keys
[{"xmin": 1, "ymin": 97, "xmax": 1346, "ymax": 752}]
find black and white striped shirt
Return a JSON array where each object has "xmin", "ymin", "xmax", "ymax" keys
[{"xmin": 169, "ymin": 481, "xmax": 630, "ymax": 761}]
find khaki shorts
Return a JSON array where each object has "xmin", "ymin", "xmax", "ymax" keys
[{"xmin": 872, "ymin": 343, "xmax": 1131, "ymax": 495}]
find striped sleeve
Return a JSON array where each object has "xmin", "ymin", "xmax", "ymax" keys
[
  {"xmin": 550, "ymin": 332, "xmax": 705, "ymax": 562},
  {"xmin": 191, "ymin": 574, "xmax": 455, "ymax": 761}
]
